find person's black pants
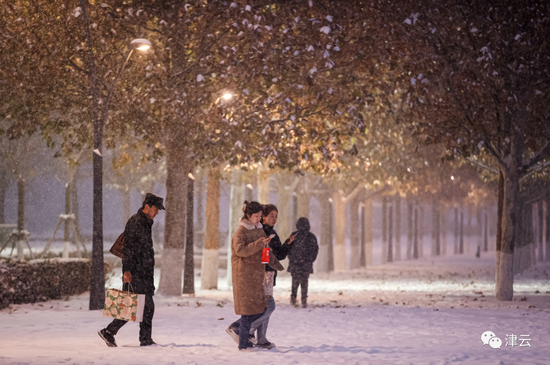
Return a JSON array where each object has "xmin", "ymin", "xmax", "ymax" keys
[
  {"xmin": 291, "ymin": 272, "xmax": 309, "ymax": 300},
  {"xmin": 106, "ymin": 293, "xmax": 155, "ymax": 344}
]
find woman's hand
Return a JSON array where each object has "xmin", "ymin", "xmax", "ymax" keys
[
  {"xmin": 289, "ymin": 234, "xmax": 296, "ymax": 244},
  {"xmin": 256, "ymin": 237, "xmax": 272, "ymax": 246}
]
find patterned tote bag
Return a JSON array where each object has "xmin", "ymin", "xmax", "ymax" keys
[{"xmin": 102, "ymin": 285, "xmax": 145, "ymax": 322}]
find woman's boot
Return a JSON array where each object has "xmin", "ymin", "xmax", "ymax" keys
[{"xmin": 301, "ymin": 297, "xmax": 307, "ymax": 308}]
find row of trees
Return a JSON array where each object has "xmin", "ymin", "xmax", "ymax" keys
[{"xmin": 1, "ymin": 0, "xmax": 549, "ymax": 304}]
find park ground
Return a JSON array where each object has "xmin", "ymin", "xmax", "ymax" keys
[{"xmin": 1, "ymin": 252, "xmax": 549, "ymax": 365}]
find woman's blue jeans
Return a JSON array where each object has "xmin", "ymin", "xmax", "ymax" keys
[
  {"xmin": 249, "ymin": 296, "xmax": 276, "ymax": 344},
  {"xmin": 232, "ymin": 311, "xmax": 265, "ymax": 349}
]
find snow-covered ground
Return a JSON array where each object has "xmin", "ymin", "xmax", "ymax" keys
[{"xmin": 2, "ymin": 252, "xmax": 549, "ymax": 365}]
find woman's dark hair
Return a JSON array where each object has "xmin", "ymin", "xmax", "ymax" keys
[
  {"xmin": 242, "ymin": 200, "xmax": 263, "ymax": 219},
  {"xmin": 262, "ymin": 204, "xmax": 278, "ymax": 217}
]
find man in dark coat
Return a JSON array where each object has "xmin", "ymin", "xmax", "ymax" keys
[
  {"xmin": 98, "ymin": 193, "xmax": 164, "ymax": 347},
  {"xmin": 287, "ymin": 217, "xmax": 318, "ymax": 308}
]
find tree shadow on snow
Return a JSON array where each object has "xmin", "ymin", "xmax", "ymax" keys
[{"xmin": 274, "ymin": 345, "xmax": 409, "ymax": 354}]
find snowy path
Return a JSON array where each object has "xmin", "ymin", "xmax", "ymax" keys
[{"xmin": 1, "ymin": 254, "xmax": 549, "ymax": 364}]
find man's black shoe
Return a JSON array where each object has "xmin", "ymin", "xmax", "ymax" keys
[
  {"xmin": 140, "ymin": 339, "xmax": 157, "ymax": 346},
  {"xmin": 98, "ymin": 329, "xmax": 117, "ymax": 347}
]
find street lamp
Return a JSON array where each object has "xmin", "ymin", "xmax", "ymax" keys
[
  {"xmin": 131, "ymin": 38, "xmax": 152, "ymax": 51},
  {"xmin": 90, "ymin": 38, "xmax": 151, "ymax": 310}
]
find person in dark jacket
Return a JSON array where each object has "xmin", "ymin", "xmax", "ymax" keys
[
  {"xmin": 98, "ymin": 193, "xmax": 164, "ymax": 347},
  {"xmin": 287, "ymin": 217, "xmax": 318, "ymax": 308}
]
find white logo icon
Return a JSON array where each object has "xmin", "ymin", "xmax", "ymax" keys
[
  {"xmin": 489, "ymin": 337, "xmax": 502, "ymax": 349},
  {"xmin": 482, "ymin": 331, "xmax": 531, "ymax": 349},
  {"xmin": 481, "ymin": 331, "xmax": 496, "ymax": 345}
]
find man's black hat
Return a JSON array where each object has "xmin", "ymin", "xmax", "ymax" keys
[{"xmin": 143, "ymin": 193, "xmax": 165, "ymax": 210}]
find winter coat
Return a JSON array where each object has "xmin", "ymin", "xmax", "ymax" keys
[
  {"xmin": 262, "ymin": 224, "xmax": 291, "ymax": 287},
  {"xmin": 122, "ymin": 209, "xmax": 155, "ymax": 295},
  {"xmin": 231, "ymin": 219, "xmax": 283, "ymax": 316},
  {"xmin": 287, "ymin": 217, "xmax": 319, "ymax": 275}
]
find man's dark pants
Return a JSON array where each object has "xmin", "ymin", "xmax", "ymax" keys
[
  {"xmin": 106, "ymin": 287, "xmax": 155, "ymax": 343},
  {"xmin": 291, "ymin": 272, "xmax": 310, "ymax": 300}
]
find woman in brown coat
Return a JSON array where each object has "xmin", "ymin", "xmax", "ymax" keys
[{"xmin": 226, "ymin": 200, "xmax": 282, "ymax": 350}]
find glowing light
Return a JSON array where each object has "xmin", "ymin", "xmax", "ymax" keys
[
  {"xmin": 451, "ymin": 176, "xmax": 455, "ymax": 180},
  {"xmin": 130, "ymin": 38, "xmax": 152, "ymax": 51},
  {"xmin": 222, "ymin": 93, "xmax": 233, "ymax": 100}
]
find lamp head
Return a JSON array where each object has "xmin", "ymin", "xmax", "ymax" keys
[
  {"xmin": 222, "ymin": 92, "xmax": 233, "ymax": 100},
  {"xmin": 130, "ymin": 38, "xmax": 152, "ymax": 51}
]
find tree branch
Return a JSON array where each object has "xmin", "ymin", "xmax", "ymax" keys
[
  {"xmin": 343, "ymin": 183, "xmax": 364, "ymax": 203},
  {"xmin": 466, "ymin": 157, "xmax": 499, "ymax": 174},
  {"xmin": 524, "ymin": 140, "xmax": 550, "ymax": 170}
]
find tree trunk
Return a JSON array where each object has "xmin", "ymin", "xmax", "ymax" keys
[
  {"xmin": 17, "ymin": 177, "xmax": 24, "ymax": 232},
  {"xmin": 0, "ymin": 173, "xmax": 10, "ymax": 224},
  {"xmin": 245, "ymin": 183, "xmax": 254, "ymax": 202},
  {"xmin": 201, "ymin": 167, "xmax": 220, "ymax": 290},
  {"xmin": 363, "ymin": 198, "xmax": 373, "ymax": 266},
  {"xmin": 527, "ymin": 204, "xmax": 537, "ymax": 269},
  {"xmin": 327, "ymin": 198, "xmax": 334, "ymax": 272},
  {"xmin": 484, "ymin": 209, "xmax": 489, "ymax": 252},
  {"xmin": 382, "ymin": 197, "xmax": 388, "ymax": 263},
  {"xmin": 487, "ymin": 203, "xmax": 504, "ymax": 251},
  {"xmin": 496, "ymin": 159, "xmax": 522, "ymax": 301},
  {"xmin": 441, "ymin": 204, "xmax": 447, "ymax": 255},
  {"xmin": 63, "ymin": 182, "xmax": 72, "ymax": 259},
  {"xmin": 477, "ymin": 205, "xmax": 483, "ymax": 257},
  {"xmin": 296, "ymin": 190, "xmax": 311, "ymax": 221},
  {"xmin": 257, "ymin": 165, "xmax": 270, "ymax": 204},
  {"xmin": 317, "ymin": 194, "xmax": 331, "ymax": 272},
  {"xmin": 292, "ymin": 194, "xmax": 298, "ymax": 227},
  {"xmin": 413, "ymin": 203, "xmax": 419, "ymax": 259},
  {"xmin": 158, "ymin": 142, "xmax": 189, "ymax": 295},
  {"xmin": 183, "ymin": 174, "xmax": 195, "ymax": 294},
  {"xmin": 546, "ymin": 197, "xmax": 550, "ymax": 261},
  {"xmin": 454, "ymin": 207, "xmax": 459, "ymax": 254},
  {"xmin": 466, "ymin": 205, "xmax": 472, "ymax": 254},
  {"xmin": 17, "ymin": 177, "xmax": 25, "ymax": 260},
  {"xmin": 226, "ymin": 168, "xmax": 245, "ymax": 286},
  {"xmin": 407, "ymin": 196, "xmax": 413, "ymax": 260},
  {"xmin": 459, "ymin": 206, "xmax": 464, "ymax": 254},
  {"xmin": 432, "ymin": 197, "xmax": 440, "ymax": 256},
  {"xmin": 120, "ymin": 187, "xmax": 131, "ymax": 229},
  {"xmin": 195, "ymin": 168, "xmax": 205, "ymax": 249},
  {"xmin": 388, "ymin": 200, "xmax": 393, "ymax": 263},
  {"xmin": 333, "ymin": 190, "xmax": 347, "ymax": 270},
  {"xmin": 80, "ymin": 0, "xmax": 104, "ymax": 311},
  {"xmin": 419, "ymin": 203, "xmax": 425, "ymax": 257},
  {"xmin": 360, "ymin": 204, "xmax": 365, "ymax": 267},
  {"xmin": 277, "ymin": 186, "xmax": 293, "ymax": 242},
  {"xmin": 495, "ymin": 171, "xmax": 504, "ymax": 283},
  {"xmin": 350, "ymin": 196, "xmax": 361, "ymax": 269},
  {"xmin": 514, "ymin": 200, "xmax": 529, "ymax": 274},
  {"xmin": 395, "ymin": 196, "xmax": 401, "ymax": 261},
  {"xmin": 71, "ymin": 178, "xmax": 83, "ymax": 245},
  {"xmin": 537, "ymin": 200, "xmax": 544, "ymax": 262}
]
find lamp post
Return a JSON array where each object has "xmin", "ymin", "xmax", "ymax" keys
[{"xmin": 89, "ymin": 38, "xmax": 152, "ymax": 310}]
